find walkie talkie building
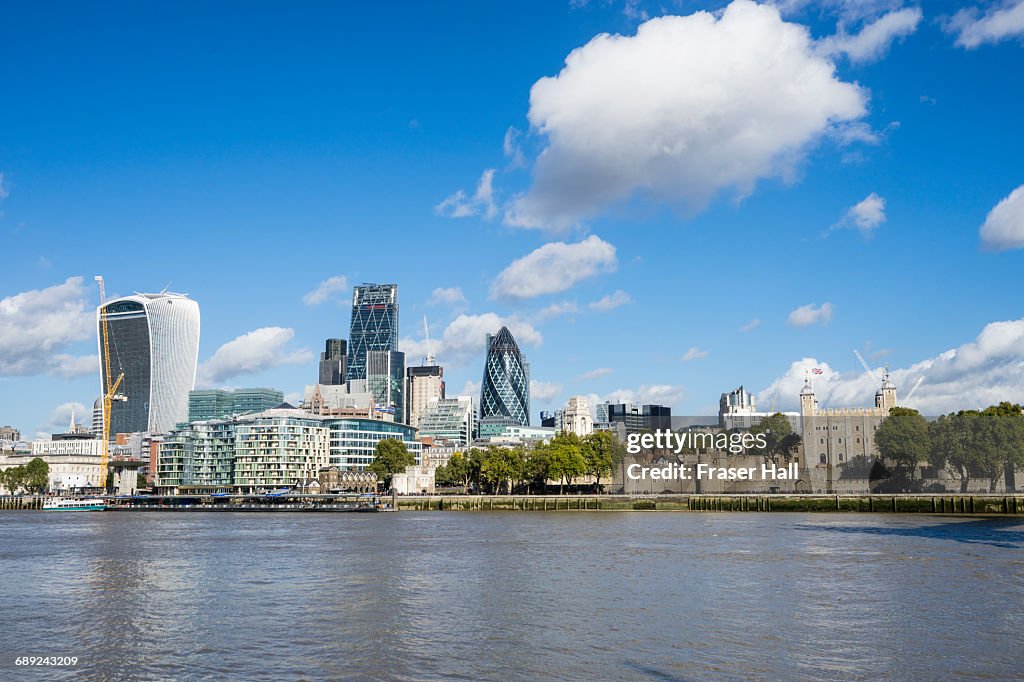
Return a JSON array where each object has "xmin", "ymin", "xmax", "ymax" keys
[
  {"xmin": 97, "ymin": 293, "xmax": 200, "ymax": 436},
  {"xmin": 479, "ymin": 326, "xmax": 530, "ymax": 426},
  {"xmin": 345, "ymin": 283, "xmax": 398, "ymax": 382}
]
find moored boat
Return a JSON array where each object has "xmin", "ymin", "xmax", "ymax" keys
[{"xmin": 43, "ymin": 497, "xmax": 107, "ymax": 511}]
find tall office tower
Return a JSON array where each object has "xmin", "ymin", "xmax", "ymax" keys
[
  {"xmin": 97, "ymin": 292, "xmax": 201, "ymax": 436},
  {"xmin": 480, "ymin": 326, "xmax": 530, "ymax": 426},
  {"xmin": 406, "ymin": 365, "xmax": 444, "ymax": 428},
  {"xmin": 607, "ymin": 403, "xmax": 672, "ymax": 435},
  {"xmin": 367, "ymin": 350, "xmax": 406, "ymax": 423},
  {"xmin": 345, "ymin": 283, "xmax": 398, "ymax": 382},
  {"xmin": 319, "ymin": 338, "xmax": 347, "ymax": 385}
]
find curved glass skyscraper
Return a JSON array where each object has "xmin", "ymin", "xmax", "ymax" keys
[
  {"xmin": 480, "ymin": 326, "xmax": 530, "ymax": 426},
  {"xmin": 345, "ymin": 283, "xmax": 398, "ymax": 382},
  {"xmin": 97, "ymin": 292, "xmax": 201, "ymax": 436}
]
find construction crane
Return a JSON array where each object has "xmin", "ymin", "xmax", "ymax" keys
[
  {"xmin": 423, "ymin": 315, "xmax": 435, "ymax": 366},
  {"xmin": 95, "ymin": 276, "xmax": 126, "ymax": 492},
  {"xmin": 853, "ymin": 349, "xmax": 925, "ymax": 407}
]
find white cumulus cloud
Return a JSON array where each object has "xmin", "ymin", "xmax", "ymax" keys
[
  {"xmin": 758, "ymin": 318, "xmax": 1024, "ymax": 415},
  {"xmin": 948, "ymin": 1, "xmax": 1024, "ymax": 48},
  {"xmin": 531, "ymin": 380, "xmax": 564, "ymax": 402},
  {"xmin": 399, "ymin": 313, "xmax": 542, "ymax": 368},
  {"xmin": 504, "ymin": 1, "xmax": 867, "ymax": 230},
  {"xmin": 198, "ymin": 327, "xmax": 314, "ymax": 386},
  {"xmin": 682, "ymin": 347, "xmax": 709, "ymax": 361},
  {"xmin": 428, "ymin": 287, "xmax": 468, "ymax": 306},
  {"xmin": 605, "ymin": 384, "xmax": 685, "ymax": 407},
  {"xmin": 589, "ymin": 290, "xmax": 632, "ymax": 311},
  {"xmin": 833, "ymin": 192, "xmax": 886, "ymax": 237},
  {"xmin": 436, "ymin": 169, "xmax": 498, "ymax": 219},
  {"xmin": 536, "ymin": 301, "xmax": 580, "ymax": 321},
  {"xmin": 979, "ymin": 185, "xmax": 1024, "ymax": 251},
  {"xmin": 740, "ymin": 318, "xmax": 762, "ymax": 332},
  {"xmin": 787, "ymin": 302, "xmax": 834, "ymax": 327},
  {"xmin": 0, "ymin": 276, "xmax": 97, "ymax": 377},
  {"xmin": 491, "ymin": 235, "xmax": 617, "ymax": 299},
  {"xmin": 817, "ymin": 7, "xmax": 922, "ymax": 62},
  {"xmin": 34, "ymin": 401, "xmax": 91, "ymax": 440},
  {"xmin": 303, "ymin": 276, "xmax": 349, "ymax": 306},
  {"xmin": 579, "ymin": 367, "xmax": 614, "ymax": 380}
]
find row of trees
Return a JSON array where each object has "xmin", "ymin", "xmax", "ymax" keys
[
  {"xmin": 861, "ymin": 403, "xmax": 1024, "ymax": 492},
  {"xmin": 0, "ymin": 458, "xmax": 50, "ymax": 494},
  {"xmin": 434, "ymin": 431, "xmax": 626, "ymax": 494}
]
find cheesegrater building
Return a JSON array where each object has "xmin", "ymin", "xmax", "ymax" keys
[
  {"xmin": 479, "ymin": 326, "xmax": 530, "ymax": 427},
  {"xmin": 97, "ymin": 292, "xmax": 201, "ymax": 436}
]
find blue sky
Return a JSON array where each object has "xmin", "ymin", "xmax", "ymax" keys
[{"xmin": 2, "ymin": 0, "xmax": 1024, "ymax": 437}]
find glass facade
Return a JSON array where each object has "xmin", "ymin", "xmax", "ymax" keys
[
  {"xmin": 345, "ymin": 284, "xmax": 398, "ymax": 382},
  {"xmin": 188, "ymin": 388, "xmax": 284, "ymax": 422},
  {"xmin": 480, "ymin": 327, "xmax": 530, "ymax": 426},
  {"xmin": 366, "ymin": 350, "xmax": 405, "ymax": 423},
  {"xmin": 101, "ymin": 299, "xmax": 152, "ymax": 436},
  {"xmin": 319, "ymin": 338, "xmax": 347, "ymax": 385},
  {"xmin": 324, "ymin": 417, "xmax": 422, "ymax": 470}
]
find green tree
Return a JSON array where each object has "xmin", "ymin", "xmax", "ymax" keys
[
  {"xmin": 465, "ymin": 448, "xmax": 485, "ymax": 492},
  {"xmin": 750, "ymin": 413, "xmax": 801, "ymax": 466},
  {"xmin": 876, "ymin": 407, "xmax": 931, "ymax": 480},
  {"xmin": 929, "ymin": 411, "xmax": 980, "ymax": 492},
  {"xmin": 480, "ymin": 446, "xmax": 521, "ymax": 495},
  {"xmin": 547, "ymin": 434, "xmax": 586, "ymax": 494},
  {"xmin": 24, "ymin": 458, "xmax": 49, "ymax": 494},
  {"xmin": 581, "ymin": 431, "xmax": 616, "ymax": 491},
  {"xmin": 369, "ymin": 438, "xmax": 415, "ymax": 490},
  {"xmin": 525, "ymin": 443, "xmax": 552, "ymax": 494}
]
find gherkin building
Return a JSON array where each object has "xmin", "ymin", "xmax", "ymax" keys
[{"xmin": 480, "ymin": 326, "xmax": 530, "ymax": 426}]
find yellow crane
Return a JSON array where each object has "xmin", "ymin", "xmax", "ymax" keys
[{"xmin": 95, "ymin": 276, "xmax": 126, "ymax": 492}]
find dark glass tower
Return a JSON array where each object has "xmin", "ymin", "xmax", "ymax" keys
[
  {"xmin": 480, "ymin": 326, "xmax": 530, "ymax": 426},
  {"xmin": 345, "ymin": 284, "xmax": 398, "ymax": 382},
  {"xmin": 319, "ymin": 338, "xmax": 347, "ymax": 385}
]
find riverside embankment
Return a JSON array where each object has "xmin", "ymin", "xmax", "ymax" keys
[{"xmin": 398, "ymin": 493, "xmax": 1024, "ymax": 515}]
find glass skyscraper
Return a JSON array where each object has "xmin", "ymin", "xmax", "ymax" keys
[
  {"xmin": 480, "ymin": 326, "xmax": 530, "ymax": 427},
  {"xmin": 97, "ymin": 292, "xmax": 201, "ymax": 436},
  {"xmin": 345, "ymin": 284, "xmax": 398, "ymax": 382},
  {"xmin": 366, "ymin": 350, "xmax": 405, "ymax": 423}
]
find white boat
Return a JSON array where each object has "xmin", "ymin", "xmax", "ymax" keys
[{"xmin": 43, "ymin": 497, "xmax": 107, "ymax": 511}]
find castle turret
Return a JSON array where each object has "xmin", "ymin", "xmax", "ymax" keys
[
  {"xmin": 874, "ymin": 368, "xmax": 897, "ymax": 412},
  {"xmin": 800, "ymin": 374, "xmax": 817, "ymax": 416}
]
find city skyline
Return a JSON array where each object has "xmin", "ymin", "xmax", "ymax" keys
[{"xmin": 2, "ymin": 0, "xmax": 1024, "ymax": 438}]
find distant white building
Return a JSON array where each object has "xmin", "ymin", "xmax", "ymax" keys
[
  {"xmin": 392, "ymin": 464, "xmax": 435, "ymax": 495},
  {"xmin": 562, "ymin": 396, "xmax": 593, "ymax": 437}
]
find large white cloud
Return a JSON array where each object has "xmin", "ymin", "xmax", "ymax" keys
[
  {"xmin": 0, "ymin": 277, "xmax": 97, "ymax": 377},
  {"xmin": 504, "ymin": 1, "xmax": 867, "ymax": 230},
  {"xmin": 758, "ymin": 318, "xmax": 1024, "ymax": 414},
  {"xmin": 399, "ymin": 313, "xmax": 542, "ymax": 368},
  {"xmin": 948, "ymin": 1, "xmax": 1024, "ymax": 49},
  {"xmin": 979, "ymin": 185, "xmax": 1024, "ymax": 251},
  {"xmin": 530, "ymin": 380, "xmax": 564, "ymax": 402},
  {"xmin": 491, "ymin": 235, "xmax": 617, "ymax": 299},
  {"xmin": 198, "ymin": 327, "xmax": 314, "ymax": 386}
]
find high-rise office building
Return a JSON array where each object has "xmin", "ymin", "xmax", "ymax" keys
[
  {"xmin": 418, "ymin": 396, "xmax": 475, "ymax": 446},
  {"xmin": 97, "ymin": 292, "xmax": 201, "ymax": 436},
  {"xmin": 367, "ymin": 350, "xmax": 406, "ymax": 423},
  {"xmin": 318, "ymin": 338, "xmax": 347, "ymax": 385},
  {"xmin": 480, "ymin": 326, "xmax": 530, "ymax": 426},
  {"xmin": 187, "ymin": 388, "xmax": 285, "ymax": 422},
  {"xmin": 345, "ymin": 284, "xmax": 398, "ymax": 382},
  {"xmin": 406, "ymin": 365, "xmax": 444, "ymax": 428},
  {"xmin": 607, "ymin": 403, "xmax": 672, "ymax": 434}
]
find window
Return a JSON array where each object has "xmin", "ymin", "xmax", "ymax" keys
[{"xmin": 819, "ymin": 453, "xmax": 827, "ymax": 464}]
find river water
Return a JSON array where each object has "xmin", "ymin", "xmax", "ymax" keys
[{"xmin": 0, "ymin": 511, "xmax": 1021, "ymax": 680}]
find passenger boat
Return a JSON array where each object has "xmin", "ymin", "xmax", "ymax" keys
[{"xmin": 43, "ymin": 497, "xmax": 107, "ymax": 511}]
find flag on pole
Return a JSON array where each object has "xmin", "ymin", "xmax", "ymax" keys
[{"xmin": 811, "ymin": 367, "xmax": 823, "ymax": 375}]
